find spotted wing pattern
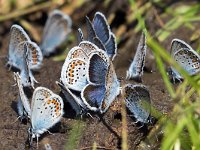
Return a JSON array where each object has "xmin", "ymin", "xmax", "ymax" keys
[
  {"xmin": 61, "ymin": 58, "xmax": 87, "ymax": 91},
  {"xmin": 124, "ymin": 84, "xmax": 151, "ymax": 123},
  {"xmin": 31, "ymin": 87, "xmax": 64, "ymax": 138},
  {"xmin": 170, "ymin": 39, "xmax": 200, "ymax": 81}
]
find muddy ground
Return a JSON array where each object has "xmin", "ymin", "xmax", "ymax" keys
[{"xmin": 0, "ymin": 1, "xmax": 199, "ymax": 150}]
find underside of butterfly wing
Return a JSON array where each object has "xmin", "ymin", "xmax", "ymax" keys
[
  {"xmin": 126, "ymin": 32, "xmax": 146, "ymax": 82},
  {"xmin": 124, "ymin": 84, "xmax": 151, "ymax": 123},
  {"xmin": 61, "ymin": 58, "xmax": 88, "ymax": 91},
  {"xmin": 31, "ymin": 87, "xmax": 64, "ymax": 138}
]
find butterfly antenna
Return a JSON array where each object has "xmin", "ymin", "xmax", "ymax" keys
[
  {"xmin": 11, "ymin": 116, "xmax": 21, "ymax": 124},
  {"xmin": 11, "ymin": 83, "xmax": 17, "ymax": 86}
]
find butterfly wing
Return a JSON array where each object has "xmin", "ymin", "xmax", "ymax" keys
[
  {"xmin": 104, "ymin": 33, "xmax": 117, "ymax": 60},
  {"xmin": 31, "ymin": 87, "xmax": 64, "ymax": 136},
  {"xmin": 66, "ymin": 46, "xmax": 89, "ymax": 61},
  {"xmin": 126, "ymin": 32, "xmax": 146, "ymax": 82},
  {"xmin": 81, "ymin": 84, "xmax": 106, "ymax": 112},
  {"xmin": 88, "ymin": 53, "xmax": 109, "ymax": 84},
  {"xmin": 85, "ymin": 16, "xmax": 96, "ymax": 43},
  {"xmin": 79, "ymin": 41, "xmax": 99, "ymax": 55},
  {"xmin": 100, "ymin": 63, "xmax": 120, "ymax": 113},
  {"xmin": 40, "ymin": 10, "xmax": 72, "ymax": 56},
  {"xmin": 173, "ymin": 48, "xmax": 200, "ymax": 75},
  {"xmin": 171, "ymin": 39, "xmax": 193, "ymax": 56},
  {"xmin": 92, "ymin": 12, "xmax": 110, "ymax": 44},
  {"xmin": 92, "ymin": 37, "xmax": 106, "ymax": 51},
  {"xmin": 61, "ymin": 58, "xmax": 88, "ymax": 91},
  {"xmin": 124, "ymin": 84, "xmax": 151, "ymax": 123},
  {"xmin": 14, "ymin": 72, "xmax": 31, "ymax": 118},
  {"xmin": 20, "ymin": 43, "xmax": 37, "ymax": 88},
  {"xmin": 26, "ymin": 41, "xmax": 43, "ymax": 70},
  {"xmin": 8, "ymin": 25, "xmax": 30, "ymax": 69}
]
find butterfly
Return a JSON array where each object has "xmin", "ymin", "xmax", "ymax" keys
[
  {"xmin": 123, "ymin": 84, "xmax": 151, "ymax": 124},
  {"xmin": 14, "ymin": 72, "xmax": 31, "ymax": 120},
  {"xmin": 8, "ymin": 24, "xmax": 43, "ymax": 87},
  {"xmin": 126, "ymin": 32, "xmax": 146, "ymax": 82},
  {"xmin": 169, "ymin": 39, "xmax": 200, "ymax": 82},
  {"xmin": 81, "ymin": 53, "xmax": 120, "ymax": 113},
  {"xmin": 60, "ymin": 41, "xmax": 119, "ymax": 114},
  {"xmin": 28, "ymin": 87, "xmax": 64, "ymax": 146},
  {"xmin": 8, "ymin": 24, "xmax": 43, "ymax": 71},
  {"xmin": 78, "ymin": 12, "xmax": 117, "ymax": 60},
  {"xmin": 40, "ymin": 9, "xmax": 72, "ymax": 56}
]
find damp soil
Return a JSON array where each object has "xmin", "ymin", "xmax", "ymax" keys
[{"xmin": 0, "ymin": 1, "xmax": 200, "ymax": 150}]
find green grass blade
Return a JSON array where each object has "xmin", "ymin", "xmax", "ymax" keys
[{"xmin": 65, "ymin": 120, "xmax": 86, "ymax": 150}]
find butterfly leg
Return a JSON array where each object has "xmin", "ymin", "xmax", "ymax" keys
[
  {"xmin": 37, "ymin": 136, "xmax": 39, "ymax": 148},
  {"xmin": 47, "ymin": 130, "xmax": 54, "ymax": 135},
  {"xmin": 11, "ymin": 116, "xmax": 21, "ymax": 124},
  {"xmin": 86, "ymin": 112, "xmax": 95, "ymax": 120},
  {"xmin": 137, "ymin": 122, "xmax": 145, "ymax": 129},
  {"xmin": 11, "ymin": 82, "xmax": 17, "ymax": 86},
  {"xmin": 29, "ymin": 72, "xmax": 38, "ymax": 89},
  {"xmin": 28, "ymin": 128, "xmax": 33, "ymax": 147}
]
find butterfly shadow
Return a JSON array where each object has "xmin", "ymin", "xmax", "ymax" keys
[{"xmin": 98, "ymin": 114, "xmax": 122, "ymax": 149}]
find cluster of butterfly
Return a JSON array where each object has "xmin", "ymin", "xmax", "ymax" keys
[
  {"xmin": 8, "ymin": 10, "xmax": 71, "ymax": 146},
  {"xmin": 7, "ymin": 9, "xmax": 200, "ymax": 147}
]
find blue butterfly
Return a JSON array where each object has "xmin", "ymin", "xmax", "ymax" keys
[
  {"xmin": 123, "ymin": 84, "xmax": 151, "ymax": 124},
  {"xmin": 28, "ymin": 87, "xmax": 64, "ymax": 147},
  {"xmin": 8, "ymin": 25, "xmax": 42, "ymax": 87},
  {"xmin": 126, "ymin": 32, "xmax": 146, "ymax": 82},
  {"xmin": 8, "ymin": 25, "xmax": 43, "ymax": 71},
  {"xmin": 169, "ymin": 39, "xmax": 200, "ymax": 82},
  {"xmin": 60, "ymin": 42, "xmax": 119, "ymax": 114},
  {"xmin": 40, "ymin": 9, "xmax": 72, "ymax": 56}
]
